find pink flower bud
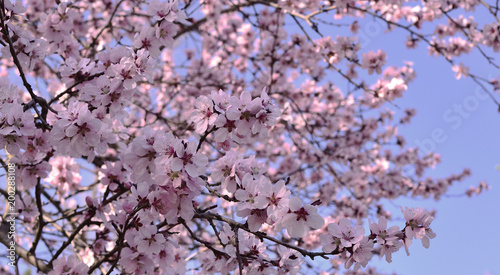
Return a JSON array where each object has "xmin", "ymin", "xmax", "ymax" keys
[
  {"xmin": 123, "ymin": 182, "xmax": 132, "ymax": 189},
  {"xmin": 85, "ymin": 196, "xmax": 94, "ymax": 208}
]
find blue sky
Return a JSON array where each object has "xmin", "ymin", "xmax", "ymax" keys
[
  {"xmin": 351, "ymin": 10, "xmax": 500, "ymax": 275},
  {"xmin": 369, "ymin": 62, "xmax": 500, "ymax": 274}
]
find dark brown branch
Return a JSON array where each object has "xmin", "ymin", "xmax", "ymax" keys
[
  {"xmin": 233, "ymin": 226, "xmax": 244, "ymax": 275},
  {"xmin": 195, "ymin": 211, "xmax": 332, "ymax": 260},
  {"xmin": 28, "ymin": 179, "xmax": 45, "ymax": 255}
]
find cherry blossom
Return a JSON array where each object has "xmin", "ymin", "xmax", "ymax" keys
[
  {"xmin": 277, "ymin": 245, "xmax": 303, "ymax": 275},
  {"xmin": 132, "ymin": 224, "xmax": 167, "ymax": 256},
  {"xmin": 189, "ymin": 95, "xmax": 218, "ymax": 134},
  {"xmin": 45, "ymin": 156, "xmax": 82, "ymax": 196},
  {"xmin": 328, "ymin": 218, "xmax": 365, "ymax": 248},
  {"xmin": 254, "ymin": 179, "xmax": 290, "ymax": 223},
  {"xmin": 452, "ymin": 63, "xmax": 469, "ymax": 79},
  {"xmin": 234, "ymin": 174, "xmax": 269, "ymax": 231},
  {"xmin": 482, "ymin": 23, "xmax": 500, "ymax": 52},
  {"xmin": 48, "ymin": 255, "xmax": 89, "ymax": 275},
  {"xmin": 369, "ymin": 217, "xmax": 403, "ymax": 263},
  {"xmin": 345, "ymin": 237, "xmax": 374, "ymax": 270},
  {"xmin": 170, "ymin": 140, "xmax": 208, "ymax": 177},
  {"xmin": 401, "ymin": 207, "xmax": 436, "ymax": 250},
  {"xmin": 277, "ymin": 197, "xmax": 325, "ymax": 238},
  {"xmin": 361, "ymin": 50, "xmax": 387, "ymax": 75}
]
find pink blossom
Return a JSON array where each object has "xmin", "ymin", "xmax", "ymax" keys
[
  {"xmin": 133, "ymin": 27, "xmax": 162, "ymax": 58},
  {"xmin": 345, "ymin": 237, "xmax": 374, "ymax": 270},
  {"xmin": 320, "ymin": 229, "xmax": 341, "ymax": 253},
  {"xmin": 134, "ymin": 224, "xmax": 167, "ymax": 256},
  {"xmin": 209, "ymin": 89, "xmax": 231, "ymax": 112},
  {"xmin": 254, "ymin": 179, "xmax": 290, "ymax": 223},
  {"xmin": 209, "ymin": 150, "xmax": 242, "ymax": 192},
  {"xmin": 361, "ymin": 50, "xmax": 387, "ymax": 75},
  {"xmin": 170, "ymin": 140, "xmax": 208, "ymax": 177},
  {"xmin": 482, "ymin": 23, "xmax": 500, "ymax": 52},
  {"xmin": 278, "ymin": 197, "xmax": 324, "ymax": 238},
  {"xmin": 14, "ymin": 154, "xmax": 51, "ymax": 191},
  {"xmin": 156, "ymin": 21, "xmax": 178, "ymax": 47},
  {"xmin": 452, "ymin": 63, "xmax": 469, "ymax": 79},
  {"xmin": 213, "ymin": 115, "xmax": 237, "ymax": 142},
  {"xmin": 147, "ymin": 0, "xmax": 188, "ymax": 23},
  {"xmin": 0, "ymin": 107, "xmax": 36, "ymax": 136},
  {"xmin": 59, "ymin": 57, "xmax": 97, "ymax": 86},
  {"xmin": 189, "ymin": 95, "xmax": 218, "ymax": 134},
  {"xmin": 401, "ymin": 207, "xmax": 436, "ymax": 250},
  {"xmin": 64, "ymin": 115, "xmax": 101, "ymax": 146},
  {"xmin": 98, "ymin": 161, "xmax": 127, "ymax": 190},
  {"xmin": 120, "ymin": 247, "xmax": 155, "ymax": 274},
  {"xmin": 153, "ymin": 131, "xmax": 180, "ymax": 164},
  {"xmin": 369, "ymin": 216, "xmax": 400, "ymax": 245},
  {"xmin": 369, "ymin": 217, "xmax": 403, "ymax": 262},
  {"xmin": 48, "ymin": 255, "xmax": 89, "ymax": 275},
  {"xmin": 235, "ymin": 174, "xmax": 268, "ymax": 231},
  {"xmin": 328, "ymin": 218, "xmax": 365, "ymax": 248},
  {"xmin": 45, "ymin": 156, "xmax": 82, "ymax": 196},
  {"xmin": 50, "ymin": 101, "xmax": 105, "ymax": 161},
  {"xmin": 277, "ymin": 245, "xmax": 303, "ymax": 275}
]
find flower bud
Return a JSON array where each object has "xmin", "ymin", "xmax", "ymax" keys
[{"xmin": 85, "ymin": 196, "xmax": 94, "ymax": 208}]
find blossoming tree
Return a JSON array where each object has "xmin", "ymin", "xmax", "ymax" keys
[{"xmin": 0, "ymin": 0, "xmax": 495, "ymax": 274}]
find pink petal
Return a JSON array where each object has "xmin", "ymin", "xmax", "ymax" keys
[
  {"xmin": 170, "ymin": 158, "xmax": 183, "ymax": 171},
  {"xmin": 308, "ymin": 214, "xmax": 325, "ymax": 229},
  {"xmin": 287, "ymin": 222, "xmax": 306, "ymax": 238},
  {"xmin": 288, "ymin": 197, "xmax": 302, "ymax": 211},
  {"xmin": 65, "ymin": 124, "xmax": 78, "ymax": 137}
]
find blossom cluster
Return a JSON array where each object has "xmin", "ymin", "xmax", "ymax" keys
[
  {"xmin": 190, "ymin": 89, "xmax": 281, "ymax": 146},
  {"xmin": 320, "ymin": 207, "xmax": 436, "ymax": 270}
]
